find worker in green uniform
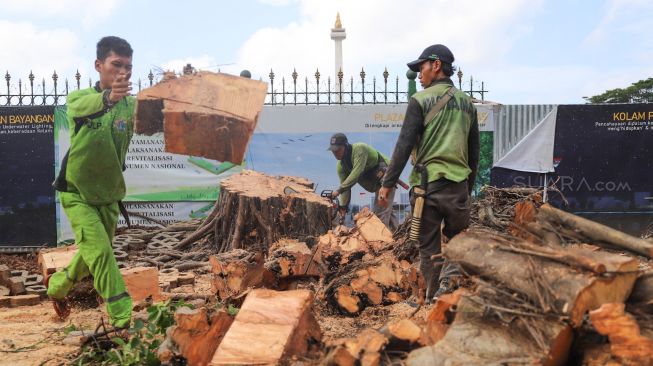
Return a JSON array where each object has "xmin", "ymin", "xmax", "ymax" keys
[
  {"xmin": 46, "ymin": 36, "xmax": 135, "ymax": 331},
  {"xmin": 378, "ymin": 44, "xmax": 479, "ymax": 302},
  {"xmin": 328, "ymin": 133, "xmax": 398, "ymax": 230}
]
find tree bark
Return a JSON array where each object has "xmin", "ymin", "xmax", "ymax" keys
[
  {"xmin": 538, "ymin": 204, "xmax": 653, "ymax": 258},
  {"xmin": 406, "ymin": 295, "xmax": 574, "ymax": 366},
  {"xmin": 443, "ymin": 230, "xmax": 639, "ymax": 327}
]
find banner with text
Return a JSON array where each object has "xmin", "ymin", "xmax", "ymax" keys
[{"xmin": 1, "ymin": 106, "xmax": 56, "ymax": 249}]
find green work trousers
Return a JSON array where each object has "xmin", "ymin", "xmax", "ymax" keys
[{"xmin": 46, "ymin": 191, "xmax": 132, "ymax": 328}]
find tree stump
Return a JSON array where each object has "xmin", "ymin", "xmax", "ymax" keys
[{"xmin": 212, "ymin": 171, "xmax": 333, "ymax": 253}]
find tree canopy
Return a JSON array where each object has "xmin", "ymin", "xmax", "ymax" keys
[{"xmin": 585, "ymin": 78, "xmax": 653, "ymax": 103}]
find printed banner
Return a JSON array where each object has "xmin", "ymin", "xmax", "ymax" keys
[
  {"xmin": 54, "ymin": 106, "xmax": 243, "ymax": 202},
  {"xmin": 0, "ymin": 106, "xmax": 57, "ymax": 249}
]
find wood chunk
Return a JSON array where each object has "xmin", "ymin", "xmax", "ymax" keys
[
  {"xmin": 326, "ymin": 329, "xmax": 388, "ymax": 366},
  {"xmin": 406, "ymin": 295, "xmax": 573, "ymax": 366},
  {"xmin": 380, "ymin": 319, "xmax": 426, "ymax": 351},
  {"xmin": 211, "ymin": 289, "xmax": 321, "ymax": 365},
  {"xmin": 589, "ymin": 303, "xmax": 653, "ymax": 365},
  {"xmin": 135, "ymin": 72, "xmax": 267, "ymax": 164},
  {"xmin": 213, "ymin": 171, "xmax": 332, "ymax": 252},
  {"xmin": 121, "ymin": 267, "xmax": 161, "ymax": 302},
  {"xmin": 9, "ymin": 294, "xmax": 41, "ymax": 307},
  {"xmin": 164, "ymin": 307, "xmax": 234, "ymax": 366},
  {"xmin": 444, "ymin": 230, "xmax": 639, "ymax": 326},
  {"xmin": 354, "ymin": 208, "xmax": 393, "ymax": 243},
  {"xmin": 209, "ymin": 250, "xmax": 274, "ymax": 300},
  {"xmin": 324, "ymin": 344, "xmax": 357, "ymax": 366},
  {"xmin": 265, "ymin": 239, "xmax": 321, "ymax": 279},
  {"xmin": 326, "ymin": 254, "xmax": 415, "ymax": 315},
  {"xmin": 38, "ymin": 245, "xmax": 78, "ymax": 278},
  {"xmin": 425, "ymin": 289, "xmax": 467, "ymax": 344}
]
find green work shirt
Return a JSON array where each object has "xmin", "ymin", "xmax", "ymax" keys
[
  {"xmin": 64, "ymin": 87, "xmax": 135, "ymax": 205},
  {"xmin": 410, "ymin": 83, "xmax": 476, "ymax": 186},
  {"xmin": 336, "ymin": 143, "xmax": 388, "ymax": 207}
]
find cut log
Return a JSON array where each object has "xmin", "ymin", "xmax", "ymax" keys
[
  {"xmin": 353, "ymin": 208, "xmax": 393, "ymax": 246},
  {"xmin": 120, "ymin": 267, "xmax": 161, "ymax": 302},
  {"xmin": 325, "ymin": 254, "xmax": 417, "ymax": 315},
  {"xmin": 444, "ymin": 230, "xmax": 639, "ymax": 326},
  {"xmin": 210, "ymin": 289, "xmax": 321, "ymax": 365},
  {"xmin": 325, "ymin": 329, "xmax": 388, "ymax": 366},
  {"xmin": 265, "ymin": 239, "xmax": 322, "ymax": 279},
  {"xmin": 212, "ymin": 171, "xmax": 332, "ymax": 252},
  {"xmin": 135, "ymin": 71, "xmax": 267, "ymax": 164},
  {"xmin": 379, "ymin": 319, "xmax": 427, "ymax": 351},
  {"xmin": 589, "ymin": 303, "xmax": 653, "ymax": 365},
  {"xmin": 538, "ymin": 204, "xmax": 653, "ymax": 258},
  {"xmin": 629, "ymin": 270, "xmax": 653, "ymax": 304},
  {"xmin": 159, "ymin": 307, "xmax": 234, "ymax": 366},
  {"xmin": 425, "ymin": 288, "xmax": 467, "ymax": 344},
  {"xmin": 406, "ymin": 295, "xmax": 574, "ymax": 366},
  {"xmin": 209, "ymin": 249, "xmax": 274, "ymax": 301},
  {"xmin": 38, "ymin": 245, "xmax": 78, "ymax": 278}
]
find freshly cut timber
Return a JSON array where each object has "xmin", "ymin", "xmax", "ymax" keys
[
  {"xmin": 158, "ymin": 307, "xmax": 234, "ymax": 366},
  {"xmin": 120, "ymin": 267, "xmax": 161, "ymax": 302},
  {"xmin": 324, "ymin": 329, "xmax": 388, "ymax": 366},
  {"xmin": 406, "ymin": 295, "xmax": 574, "ymax": 366},
  {"xmin": 324, "ymin": 253, "xmax": 419, "ymax": 315},
  {"xmin": 443, "ymin": 230, "xmax": 639, "ymax": 327},
  {"xmin": 38, "ymin": 245, "xmax": 78, "ymax": 278},
  {"xmin": 209, "ymin": 249, "xmax": 274, "ymax": 301},
  {"xmin": 379, "ymin": 319, "xmax": 427, "ymax": 351},
  {"xmin": 210, "ymin": 289, "xmax": 321, "ymax": 365},
  {"xmin": 425, "ymin": 289, "xmax": 467, "ymax": 344},
  {"xmin": 135, "ymin": 72, "xmax": 267, "ymax": 164},
  {"xmin": 589, "ymin": 303, "xmax": 653, "ymax": 365},
  {"xmin": 316, "ymin": 208, "xmax": 394, "ymax": 270},
  {"xmin": 265, "ymin": 239, "xmax": 322, "ymax": 279},
  {"xmin": 212, "ymin": 171, "xmax": 332, "ymax": 252}
]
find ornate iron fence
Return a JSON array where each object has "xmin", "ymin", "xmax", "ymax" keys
[{"xmin": 1, "ymin": 65, "xmax": 488, "ymax": 106}]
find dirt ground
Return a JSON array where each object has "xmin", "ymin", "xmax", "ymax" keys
[{"xmin": 0, "ymin": 253, "xmax": 428, "ymax": 366}]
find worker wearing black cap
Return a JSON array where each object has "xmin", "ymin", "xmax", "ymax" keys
[
  {"xmin": 328, "ymin": 133, "xmax": 398, "ymax": 230},
  {"xmin": 378, "ymin": 44, "xmax": 480, "ymax": 302}
]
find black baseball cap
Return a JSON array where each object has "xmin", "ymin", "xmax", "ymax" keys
[
  {"xmin": 327, "ymin": 133, "xmax": 348, "ymax": 151},
  {"xmin": 407, "ymin": 44, "xmax": 455, "ymax": 72}
]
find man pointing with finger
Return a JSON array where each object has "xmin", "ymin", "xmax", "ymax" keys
[{"xmin": 47, "ymin": 36, "xmax": 136, "ymax": 331}]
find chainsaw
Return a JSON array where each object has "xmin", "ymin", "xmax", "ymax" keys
[{"xmin": 320, "ymin": 189, "xmax": 345, "ymax": 225}]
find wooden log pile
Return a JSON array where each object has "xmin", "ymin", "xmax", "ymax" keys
[{"xmin": 324, "ymin": 191, "xmax": 653, "ymax": 366}]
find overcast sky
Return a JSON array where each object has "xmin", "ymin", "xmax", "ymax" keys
[{"xmin": 1, "ymin": 0, "xmax": 651, "ymax": 104}]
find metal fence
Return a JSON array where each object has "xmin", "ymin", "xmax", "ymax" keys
[
  {"xmin": 494, "ymin": 104, "xmax": 557, "ymax": 162},
  {"xmin": 1, "ymin": 65, "xmax": 489, "ymax": 107}
]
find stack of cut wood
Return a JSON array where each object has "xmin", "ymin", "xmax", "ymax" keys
[
  {"xmin": 208, "ymin": 205, "xmax": 423, "ymax": 312},
  {"xmin": 325, "ymin": 195, "xmax": 653, "ymax": 366}
]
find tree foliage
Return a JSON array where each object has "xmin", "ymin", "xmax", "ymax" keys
[{"xmin": 585, "ymin": 78, "xmax": 653, "ymax": 103}]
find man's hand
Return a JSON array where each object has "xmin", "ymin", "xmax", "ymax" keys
[
  {"xmin": 330, "ymin": 190, "xmax": 340, "ymax": 199},
  {"xmin": 377, "ymin": 186, "xmax": 394, "ymax": 208},
  {"xmin": 109, "ymin": 74, "xmax": 132, "ymax": 103}
]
